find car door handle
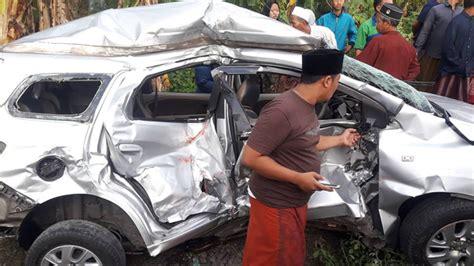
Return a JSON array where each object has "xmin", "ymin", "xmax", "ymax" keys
[{"xmin": 118, "ymin": 144, "xmax": 143, "ymax": 154}]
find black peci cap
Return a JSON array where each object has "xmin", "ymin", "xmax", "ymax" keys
[
  {"xmin": 380, "ymin": 3, "xmax": 403, "ymax": 22},
  {"xmin": 302, "ymin": 49, "xmax": 344, "ymax": 76}
]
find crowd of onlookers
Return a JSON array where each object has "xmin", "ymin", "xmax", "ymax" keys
[{"xmin": 260, "ymin": 0, "xmax": 474, "ymax": 104}]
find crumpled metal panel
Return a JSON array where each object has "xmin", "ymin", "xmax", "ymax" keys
[
  {"xmin": 235, "ymin": 125, "xmax": 380, "ymax": 220},
  {"xmin": 307, "ymin": 126, "xmax": 379, "ymax": 220},
  {"xmin": 422, "ymin": 92, "xmax": 474, "ymax": 123},
  {"xmin": 378, "ymin": 104, "xmax": 474, "ymax": 235},
  {"xmin": 104, "ymin": 80, "xmax": 232, "ymax": 223},
  {"xmin": 1, "ymin": 1, "xmax": 323, "ymax": 56}
]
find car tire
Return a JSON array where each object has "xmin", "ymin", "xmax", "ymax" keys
[
  {"xmin": 399, "ymin": 196, "xmax": 474, "ymax": 265},
  {"xmin": 25, "ymin": 219, "xmax": 126, "ymax": 266}
]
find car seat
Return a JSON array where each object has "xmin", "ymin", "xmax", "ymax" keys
[{"xmin": 236, "ymin": 76, "xmax": 261, "ymax": 121}]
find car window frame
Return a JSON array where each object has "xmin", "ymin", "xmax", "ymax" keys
[
  {"xmin": 126, "ymin": 61, "xmax": 221, "ymax": 123},
  {"xmin": 8, "ymin": 73, "xmax": 112, "ymax": 123}
]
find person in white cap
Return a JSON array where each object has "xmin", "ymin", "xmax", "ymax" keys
[{"xmin": 290, "ymin": 6, "xmax": 338, "ymax": 49}]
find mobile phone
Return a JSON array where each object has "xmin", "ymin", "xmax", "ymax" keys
[{"xmin": 320, "ymin": 182, "xmax": 341, "ymax": 189}]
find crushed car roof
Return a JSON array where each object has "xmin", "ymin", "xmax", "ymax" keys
[{"xmin": 0, "ymin": 1, "xmax": 322, "ymax": 56}]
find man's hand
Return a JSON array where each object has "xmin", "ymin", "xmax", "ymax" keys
[
  {"xmin": 294, "ymin": 172, "xmax": 334, "ymax": 192},
  {"xmin": 340, "ymin": 128, "xmax": 361, "ymax": 147},
  {"xmin": 344, "ymin": 44, "xmax": 353, "ymax": 54}
]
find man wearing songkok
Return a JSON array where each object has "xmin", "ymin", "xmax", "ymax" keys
[
  {"xmin": 290, "ymin": 6, "xmax": 338, "ymax": 49},
  {"xmin": 241, "ymin": 49, "xmax": 360, "ymax": 266},
  {"xmin": 354, "ymin": 0, "xmax": 393, "ymax": 56},
  {"xmin": 356, "ymin": 3, "xmax": 420, "ymax": 81}
]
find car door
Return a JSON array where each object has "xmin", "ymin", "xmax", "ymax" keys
[
  {"xmin": 214, "ymin": 65, "xmax": 389, "ymax": 223},
  {"xmin": 103, "ymin": 65, "xmax": 236, "ymax": 225}
]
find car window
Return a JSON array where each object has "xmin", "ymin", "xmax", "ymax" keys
[
  {"xmin": 15, "ymin": 80, "xmax": 102, "ymax": 115},
  {"xmin": 342, "ymin": 56, "xmax": 435, "ymax": 113},
  {"xmin": 259, "ymin": 73, "xmax": 299, "ymax": 94},
  {"xmin": 131, "ymin": 65, "xmax": 217, "ymax": 121}
]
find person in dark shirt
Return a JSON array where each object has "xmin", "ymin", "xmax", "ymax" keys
[
  {"xmin": 241, "ymin": 49, "xmax": 360, "ymax": 266},
  {"xmin": 194, "ymin": 65, "xmax": 214, "ymax": 93},
  {"xmin": 356, "ymin": 3, "xmax": 420, "ymax": 81},
  {"xmin": 415, "ymin": 0, "xmax": 463, "ymax": 84},
  {"xmin": 412, "ymin": 0, "xmax": 441, "ymax": 43},
  {"xmin": 434, "ymin": 0, "xmax": 474, "ymax": 104}
]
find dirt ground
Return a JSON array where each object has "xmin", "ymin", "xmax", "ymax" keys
[{"xmin": 0, "ymin": 228, "xmax": 342, "ymax": 266}]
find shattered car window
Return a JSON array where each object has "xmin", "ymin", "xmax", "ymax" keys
[{"xmin": 342, "ymin": 56, "xmax": 435, "ymax": 113}]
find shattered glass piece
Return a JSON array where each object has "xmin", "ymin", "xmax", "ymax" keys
[
  {"xmin": 343, "ymin": 56, "xmax": 435, "ymax": 113},
  {"xmin": 344, "ymin": 129, "xmax": 380, "ymax": 187},
  {"xmin": 349, "ymin": 169, "xmax": 373, "ymax": 186}
]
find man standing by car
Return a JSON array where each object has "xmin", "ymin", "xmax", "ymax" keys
[
  {"xmin": 356, "ymin": 3, "xmax": 420, "ymax": 81},
  {"xmin": 290, "ymin": 6, "xmax": 338, "ymax": 49},
  {"xmin": 317, "ymin": 0, "xmax": 358, "ymax": 53},
  {"xmin": 434, "ymin": 0, "xmax": 474, "ymax": 104},
  {"xmin": 241, "ymin": 49, "xmax": 360, "ymax": 266},
  {"xmin": 354, "ymin": 0, "xmax": 393, "ymax": 57},
  {"xmin": 415, "ymin": 0, "xmax": 463, "ymax": 85}
]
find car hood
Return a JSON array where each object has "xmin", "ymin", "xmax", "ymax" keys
[
  {"xmin": 1, "ymin": 1, "xmax": 324, "ymax": 56},
  {"xmin": 422, "ymin": 93, "xmax": 474, "ymax": 124}
]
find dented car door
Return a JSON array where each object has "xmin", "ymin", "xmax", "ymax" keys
[{"xmin": 103, "ymin": 68, "xmax": 234, "ymax": 225}]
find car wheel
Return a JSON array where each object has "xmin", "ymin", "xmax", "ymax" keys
[
  {"xmin": 400, "ymin": 196, "xmax": 474, "ymax": 265},
  {"xmin": 25, "ymin": 219, "xmax": 126, "ymax": 266}
]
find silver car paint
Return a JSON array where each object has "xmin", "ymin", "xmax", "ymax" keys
[{"xmin": 0, "ymin": 1, "xmax": 472, "ymax": 256}]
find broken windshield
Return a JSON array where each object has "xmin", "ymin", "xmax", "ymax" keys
[{"xmin": 342, "ymin": 56, "xmax": 435, "ymax": 113}]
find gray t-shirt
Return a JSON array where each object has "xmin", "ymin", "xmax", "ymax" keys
[
  {"xmin": 415, "ymin": 4, "xmax": 463, "ymax": 59},
  {"xmin": 247, "ymin": 89, "xmax": 321, "ymax": 208}
]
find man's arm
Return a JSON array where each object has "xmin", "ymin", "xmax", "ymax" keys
[
  {"xmin": 316, "ymin": 128, "xmax": 360, "ymax": 151},
  {"xmin": 407, "ymin": 53, "xmax": 421, "ymax": 81},
  {"xmin": 414, "ymin": 8, "xmax": 436, "ymax": 54},
  {"xmin": 345, "ymin": 17, "xmax": 358, "ymax": 53},
  {"xmin": 243, "ymin": 107, "xmax": 332, "ymax": 192},
  {"xmin": 242, "ymin": 146, "xmax": 332, "ymax": 192},
  {"xmin": 354, "ymin": 23, "xmax": 367, "ymax": 57}
]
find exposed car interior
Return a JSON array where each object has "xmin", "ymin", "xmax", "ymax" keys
[
  {"xmin": 132, "ymin": 73, "xmax": 211, "ymax": 122},
  {"xmin": 231, "ymin": 72, "xmax": 388, "ymax": 128},
  {"xmin": 231, "ymin": 71, "xmax": 388, "ymax": 231},
  {"xmin": 15, "ymin": 80, "xmax": 101, "ymax": 115}
]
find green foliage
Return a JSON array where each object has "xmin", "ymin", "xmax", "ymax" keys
[
  {"xmin": 312, "ymin": 234, "xmax": 408, "ymax": 265},
  {"xmin": 347, "ymin": 0, "xmax": 374, "ymax": 27},
  {"xmin": 168, "ymin": 68, "xmax": 196, "ymax": 93}
]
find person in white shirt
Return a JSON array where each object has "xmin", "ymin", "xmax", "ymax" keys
[{"xmin": 290, "ymin": 6, "xmax": 338, "ymax": 49}]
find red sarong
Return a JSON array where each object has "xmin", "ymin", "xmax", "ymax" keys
[{"xmin": 242, "ymin": 197, "xmax": 308, "ymax": 266}]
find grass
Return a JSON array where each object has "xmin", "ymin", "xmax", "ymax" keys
[{"xmin": 311, "ymin": 233, "xmax": 408, "ymax": 266}]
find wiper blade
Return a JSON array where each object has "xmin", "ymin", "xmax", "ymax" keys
[{"xmin": 432, "ymin": 101, "xmax": 474, "ymax": 145}]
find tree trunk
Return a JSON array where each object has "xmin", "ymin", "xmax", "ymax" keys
[
  {"xmin": 37, "ymin": 0, "xmax": 51, "ymax": 31},
  {"xmin": 5, "ymin": 0, "xmax": 35, "ymax": 43},
  {"xmin": 50, "ymin": 0, "xmax": 70, "ymax": 27},
  {"xmin": 0, "ymin": 0, "xmax": 8, "ymax": 44}
]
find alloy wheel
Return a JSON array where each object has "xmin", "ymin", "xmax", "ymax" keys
[
  {"xmin": 41, "ymin": 245, "xmax": 102, "ymax": 266},
  {"xmin": 426, "ymin": 219, "xmax": 474, "ymax": 266}
]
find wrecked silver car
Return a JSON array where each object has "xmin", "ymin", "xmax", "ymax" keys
[{"xmin": 0, "ymin": 1, "xmax": 473, "ymax": 265}]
